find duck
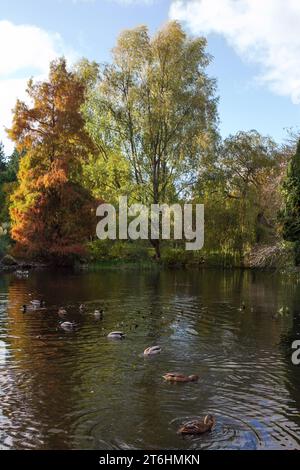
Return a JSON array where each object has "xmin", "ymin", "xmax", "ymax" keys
[
  {"xmin": 144, "ymin": 346, "xmax": 162, "ymax": 356},
  {"xmin": 94, "ymin": 309, "xmax": 104, "ymax": 320},
  {"xmin": 177, "ymin": 415, "xmax": 216, "ymax": 435},
  {"xmin": 30, "ymin": 300, "xmax": 45, "ymax": 309},
  {"xmin": 60, "ymin": 321, "xmax": 75, "ymax": 332},
  {"xmin": 238, "ymin": 302, "xmax": 246, "ymax": 312},
  {"xmin": 107, "ymin": 331, "xmax": 125, "ymax": 340},
  {"xmin": 16, "ymin": 270, "xmax": 29, "ymax": 278},
  {"xmin": 22, "ymin": 302, "xmax": 44, "ymax": 313},
  {"xmin": 58, "ymin": 307, "xmax": 67, "ymax": 317},
  {"xmin": 79, "ymin": 304, "xmax": 85, "ymax": 312},
  {"xmin": 163, "ymin": 373, "xmax": 199, "ymax": 383},
  {"xmin": 278, "ymin": 306, "xmax": 290, "ymax": 316}
]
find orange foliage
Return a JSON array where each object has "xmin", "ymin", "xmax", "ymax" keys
[{"xmin": 7, "ymin": 58, "xmax": 96, "ymax": 264}]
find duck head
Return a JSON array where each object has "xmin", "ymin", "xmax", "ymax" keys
[
  {"xmin": 204, "ymin": 414, "xmax": 216, "ymax": 428},
  {"xmin": 188, "ymin": 374, "xmax": 199, "ymax": 382}
]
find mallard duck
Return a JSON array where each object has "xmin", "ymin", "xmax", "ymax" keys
[
  {"xmin": 23, "ymin": 301, "xmax": 44, "ymax": 313},
  {"xmin": 107, "ymin": 331, "xmax": 125, "ymax": 340},
  {"xmin": 31, "ymin": 300, "xmax": 44, "ymax": 308},
  {"xmin": 94, "ymin": 309, "xmax": 104, "ymax": 320},
  {"xmin": 58, "ymin": 307, "xmax": 67, "ymax": 317},
  {"xmin": 144, "ymin": 346, "xmax": 161, "ymax": 356},
  {"xmin": 60, "ymin": 321, "xmax": 75, "ymax": 332},
  {"xmin": 163, "ymin": 373, "xmax": 199, "ymax": 383},
  {"xmin": 178, "ymin": 414, "xmax": 216, "ymax": 435}
]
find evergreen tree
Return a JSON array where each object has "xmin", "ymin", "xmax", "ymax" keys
[{"xmin": 0, "ymin": 142, "xmax": 6, "ymax": 172}]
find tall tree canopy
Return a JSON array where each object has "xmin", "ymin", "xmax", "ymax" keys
[
  {"xmin": 198, "ymin": 131, "xmax": 280, "ymax": 256},
  {"xmin": 0, "ymin": 146, "xmax": 20, "ymax": 225},
  {"xmin": 7, "ymin": 58, "xmax": 96, "ymax": 264},
  {"xmin": 85, "ymin": 21, "xmax": 219, "ymax": 258},
  {"xmin": 281, "ymin": 140, "xmax": 300, "ymax": 265}
]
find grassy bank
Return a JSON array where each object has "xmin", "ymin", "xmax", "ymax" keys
[{"xmin": 85, "ymin": 240, "xmax": 245, "ymax": 270}]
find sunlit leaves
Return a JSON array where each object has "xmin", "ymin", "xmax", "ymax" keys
[{"xmin": 7, "ymin": 58, "xmax": 96, "ymax": 263}]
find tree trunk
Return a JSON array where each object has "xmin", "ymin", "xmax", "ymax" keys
[{"xmin": 150, "ymin": 238, "xmax": 161, "ymax": 260}]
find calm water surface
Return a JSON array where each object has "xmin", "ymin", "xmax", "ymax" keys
[{"xmin": 0, "ymin": 268, "xmax": 300, "ymax": 450}]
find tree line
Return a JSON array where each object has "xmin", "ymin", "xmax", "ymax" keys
[{"xmin": 0, "ymin": 21, "xmax": 299, "ymax": 267}]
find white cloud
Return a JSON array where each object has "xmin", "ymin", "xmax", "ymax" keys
[
  {"xmin": 170, "ymin": 0, "xmax": 300, "ymax": 104},
  {"xmin": 111, "ymin": 0, "xmax": 155, "ymax": 3},
  {"xmin": 71, "ymin": 0, "xmax": 155, "ymax": 4},
  {"xmin": 0, "ymin": 20, "xmax": 74, "ymax": 154}
]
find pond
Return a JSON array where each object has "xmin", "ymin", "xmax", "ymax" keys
[{"xmin": 0, "ymin": 268, "xmax": 299, "ymax": 450}]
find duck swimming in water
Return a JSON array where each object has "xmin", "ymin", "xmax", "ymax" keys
[
  {"xmin": 30, "ymin": 300, "xmax": 45, "ymax": 309},
  {"xmin": 94, "ymin": 310, "xmax": 104, "ymax": 320},
  {"xmin": 144, "ymin": 346, "xmax": 161, "ymax": 356},
  {"xmin": 178, "ymin": 415, "xmax": 216, "ymax": 435},
  {"xmin": 22, "ymin": 301, "xmax": 44, "ymax": 313},
  {"xmin": 16, "ymin": 270, "xmax": 29, "ymax": 278},
  {"xmin": 163, "ymin": 373, "xmax": 199, "ymax": 383},
  {"xmin": 60, "ymin": 322, "xmax": 75, "ymax": 332},
  {"xmin": 107, "ymin": 331, "xmax": 125, "ymax": 340},
  {"xmin": 58, "ymin": 307, "xmax": 67, "ymax": 317}
]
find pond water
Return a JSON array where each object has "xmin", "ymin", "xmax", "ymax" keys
[{"xmin": 0, "ymin": 268, "xmax": 300, "ymax": 450}]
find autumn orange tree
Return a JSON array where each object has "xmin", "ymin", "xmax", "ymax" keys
[{"xmin": 7, "ymin": 58, "xmax": 96, "ymax": 264}]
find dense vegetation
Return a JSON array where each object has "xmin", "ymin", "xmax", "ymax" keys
[{"xmin": 0, "ymin": 21, "xmax": 299, "ymax": 268}]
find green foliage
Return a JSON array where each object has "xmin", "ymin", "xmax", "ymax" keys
[
  {"xmin": 0, "ymin": 25, "xmax": 292, "ymax": 269},
  {"xmin": 0, "ymin": 145, "xmax": 20, "ymax": 236},
  {"xmin": 0, "ymin": 142, "xmax": 5, "ymax": 172},
  {"xmin": 82, "ymin": 151, "xmax": 132, "ymax": 204},
  {"xmin": 161, "ymin": 247, "xmax": 191, "ymax": 267},
  {"xmin": 83, "ymin": 21, "xmax": 219, "ymax": 258},
  {"xmin": 280, "ymin": 140, "xmax": 300, "ymax": 266},
  {"xmin": 0, "ymin": 234, "xmax": 10, "ymax": 257},
  {"xmin": 201, "ymin": 251, "xmax": 242, "ymax": 268},
  {"xmin": 198, "ymin": 130, "xmax": 281, "ymax": 259},
  {"xmin": 88, "ymin": 239, "xmax": 150, "ymax": 262}
]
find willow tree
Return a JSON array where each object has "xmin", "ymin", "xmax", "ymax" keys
[
  {"xmin": 7, "ymin": 58, "xmax": 96, "ymax": 264},
  {"xmin": 198, "ymin": 131, "xmax": 280, "ymax": 256},
  {"xmin": 87, "ymin": 21, "xmax": 218, "ymax": 258},
  {"xmin": 281, "ymin": 140, "xmax": 300, "ymax": 265}
]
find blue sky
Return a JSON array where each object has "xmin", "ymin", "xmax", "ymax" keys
[{"xmin": 1, "ymin": 0, "xmax": 300, "ymax": 153}]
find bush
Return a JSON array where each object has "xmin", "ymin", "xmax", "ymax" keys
[
  {"xmin": 0, "ymin": 235, "xmax": 11, "ymax": 258},
  {"xmin": 161, "ymin": 247, "xmax": 190, "ymax": 266},
  {"xmin": 202, "ymin": 251, "xmax": 242, "ymax": 268},
  {"xmin": 88, "ymin": 239, "xmax": 150, "ymax": 262}
]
